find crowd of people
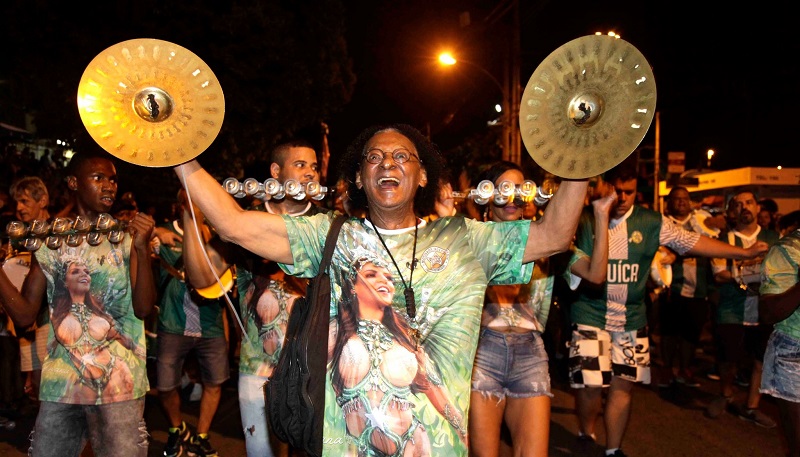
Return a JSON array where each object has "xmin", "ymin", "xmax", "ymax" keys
[{"xmin": 0, "ymin": 128, "xmax": 798, "ymax": 457}]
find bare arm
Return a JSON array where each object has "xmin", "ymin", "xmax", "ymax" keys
[
  {"xmin": 181, "ymin": 205, "xmax": 232, "ymax": 289},
  {"xmin": 174, "ymin": 160, "xmax": 293, "ymax": 263},
  {"xmin": 688, "ymin": 236, "xmax": 769, "ymax": 260},
  {"xmin": 524, "ymin": 179, "xmax": 589, "ymax": 263},
  {"xmin": 0, "ymin": 257, "xmax": 47, "ymax": 328},
  {"xmin": 570, "ymin": 189, "xmax": 616, "ymax": 284},
  {"xmin": 128, "ymin": 212, "xmax": 157, "ymax": 320},
  {"xmin": 760, "ymin": 282, "xmax": 800, "ymax": 325}
]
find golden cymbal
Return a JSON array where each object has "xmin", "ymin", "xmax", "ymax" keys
[
  {"xmin": 77, "ymin": 38, "xmax": 225, "ymax": 167},
  {"xmin": 519, "ymin": 35, "xmax": 656, "ymax": 179}
]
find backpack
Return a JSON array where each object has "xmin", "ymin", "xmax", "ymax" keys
[{"xmin": 265, "ymin": 214, "xmax": 346, "ymax": 456}]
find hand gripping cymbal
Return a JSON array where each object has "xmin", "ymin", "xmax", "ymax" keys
[
  {"xmin": 519, "ymin": 35, "xmax": 656, "ymax": 179},
  {"xmin": 77, "ymin": 38, "xmax": 225, "ymax": 167}
]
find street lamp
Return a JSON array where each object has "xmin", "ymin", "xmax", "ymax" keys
[
  {"xmin": 437, "ymin": 51, "xmax": 512, "ymax": 159},
  {"xmin": 706, "ymin": 149, "xmax": 715, "ymax": 168}
]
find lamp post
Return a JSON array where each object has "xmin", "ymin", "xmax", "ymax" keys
[
  {"xmin": 438, "ymin": 52, "xmax": 515, "ymax": 162},
  {"xmin": 706, "ymin": 149, "xmax": 715, "ymax": 169}
]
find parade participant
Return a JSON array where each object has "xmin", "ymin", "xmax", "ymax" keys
[
  {"xmin": 0, "ymin": 149, "xmax": 156, "ymax": 457},
  {"xmin": 566, "ymin": 158, "xmax": 769, "ymax": 457},
  {"xmin": 760, "ymin": 210, "xmax": 800, "ymax": 457},
  {"xmin": 657, "ymin": 186, "xmax": 717, "ymax": 387},
  {"xmin": 154, "ymin": 189, "xmax": 228, "ymax": 457},
  {"xmin": 175, "ymin": 123, "xmax": 590, "ymax": 456},
  {"xmin": 468, "ymin": 161, "xmax": 616, "ymax": 457},
  {"xmin": 183, "ymin": 139, "xmax": 330, "ymax": 456},
  {"xmin": 706, "ymin": 189, "xmax": 779, "ymax": 427},
  {"xmin": 5, "ymin": 177, "xmax": 51, "ymax": 402}
]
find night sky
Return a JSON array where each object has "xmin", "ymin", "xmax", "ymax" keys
[
  {"xmin": 3, "ymin": 0, "xmax": 797, "ymax": 176},
  {"xmin": 329, "ymin": 0, "xmax": 798, "ymax": 172}
]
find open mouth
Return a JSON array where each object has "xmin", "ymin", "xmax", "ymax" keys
[{"xmin": 378, "ymin": 177, "xmax": 400, "ymax": 187}]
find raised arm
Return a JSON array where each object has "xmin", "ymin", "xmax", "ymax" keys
[
  {"xmin": 174, "ymin": 160, "xmax": 293, "ymax": 264},
  {"xmin": 128, "ymin": 212, "xmax": 157, "ymax": 320},
  {"xmin": 524, "ymin": 179, "xmax": 589, "ymax": 263},
  {"xmin": 181, "ymin": 202, "xmax": 232, "ymax": 290},
  {"xmin": 570, "ymin": 189, "xmax": 616, "ymax": 284}
]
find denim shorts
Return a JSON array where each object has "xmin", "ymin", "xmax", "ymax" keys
[
  {"xmin": 156, "ymin": 332, "xmax": 230, "ymax": 391},
  {"xmin": 760, "ymin": 330, "xmax": 800, "ymax": 403},
  {"xmin": 471, "ymin": 327, "xmax": 552, "ymax": 399}
]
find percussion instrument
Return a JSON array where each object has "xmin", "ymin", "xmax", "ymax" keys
[
  {"xmin": 77, "ymin": 38, "xmax": 225, "ymax": 167},
  {"xmin": 520, "ymin": 35, "xmax": 657, "ymax": 179}
]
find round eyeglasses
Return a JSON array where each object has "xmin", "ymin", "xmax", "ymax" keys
[{"xmin": 363, "ymin": 148, "xmax": 421, "ymax": 165}]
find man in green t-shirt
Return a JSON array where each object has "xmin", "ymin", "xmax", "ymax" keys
[
  {"xmin": 567, "ymin": 159, "xmax": 768, "ymax": 457},
  {"xmin": 706, "ymin": 190, "xmax": 780, "ymax": 427},
  {"xmin": 0, "ymin": 150, "xmax": 156, "ymax": 457}
]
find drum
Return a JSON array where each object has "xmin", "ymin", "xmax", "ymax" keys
[
  {"xmin": 650, "ymin": 249, "xmax": 672, "ymax": 289},
  {"xmin": 3, "ymin": 251, "xmax": 32, "ymax": 291}
]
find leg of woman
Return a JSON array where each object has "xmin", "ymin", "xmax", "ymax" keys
[
  {"xmin": 470, "ymin": 329, "xmax": 508, "ymax": 457},
  {"xmin": 468, "ymin": 391, "xmax": 505, "ymax": 457},
  {"xmin": 505, "ymin": 396, "xmax": 550, "ymax": 457},
  {"xmin": 777, "ymin": 399, "xmax": 800, "ymax": 457}
]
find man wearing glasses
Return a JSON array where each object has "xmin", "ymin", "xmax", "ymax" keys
[{"xmin": 565, "ymin": 156, "xmax": 769, "ymax": 457}]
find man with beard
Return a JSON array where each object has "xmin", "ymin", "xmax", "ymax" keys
[{"xmin": 706, "ymin": 189, "xmax": 780, "ymax": 427}]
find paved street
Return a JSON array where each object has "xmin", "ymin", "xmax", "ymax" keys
[{"xmin": 0, "ymin": 345, "xmax": 786, "ymax": 456}]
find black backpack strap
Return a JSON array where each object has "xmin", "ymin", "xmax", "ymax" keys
[{"xmin": 320, "ymin": 214, "xmax": 347, "ymax": 272}]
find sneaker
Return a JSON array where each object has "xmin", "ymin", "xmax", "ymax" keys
[
  {"xmin": 657, "ymin": 377, "xmax": 676, "ymax": 388},
  {"xmin": 734, "ymin": 373, "xmax": 751, "ymax": 387},
  {"xmin": 676, "ymin": 375, "xmax": 701, "ymax": 388},
  {"xmin": 163, "ymin": 422, "xmax": 191, "ymax": 457},
  {"xmin": 738, "ymin": 408, "xmax": 777, "ymax": 428},
  {"xmin": 185, "ymin": 433, "xmax": 218, "ymax": 457},
  {"xmin": 606, "ymin": 450, "xmax": 628, "ymax": 457},
  {"xmin": 705, "ymin": 395, "xmax": 732, "ymax": 419}
]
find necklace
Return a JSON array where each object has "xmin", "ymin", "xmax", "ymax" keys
[{"xmin": 367, "ymin": 215, "xmax": 418, "ymax": 319}]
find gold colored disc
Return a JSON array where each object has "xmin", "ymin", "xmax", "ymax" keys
[
  {"xmin": 519, "ymin": 35, "xmax": 656, "ymax": 179},
  {"xmin": 77, "ymin": 38, "xmax": 225, "ymax": 167}
]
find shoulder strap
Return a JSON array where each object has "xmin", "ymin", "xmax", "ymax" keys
[{"xmin": 320, "ymin": 214, "xmax": 347, "ymax": 274}]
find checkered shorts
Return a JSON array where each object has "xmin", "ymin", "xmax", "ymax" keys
[{"xmin": 567, "ymin": 324, "xmax": 651, "ymax": 388}]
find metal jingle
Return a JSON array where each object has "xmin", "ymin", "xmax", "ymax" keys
[
  {"xmin": 519, "ymin": 34, "xmax": 657, "ymax": 179},
  {"xmin": 77, "ymin": 38, "xmax": 225, "ymax": 168},
  {"xmin": 108, "ymin": 230, "xmax": 125, "ymax": 244},
  {"xmin": 95, "ymin": 213, "xmax": 116, "ymax": 231},
  {"xmin": 45, "ymin": 236, "xmax": 63, "ymax": 250},
  {"xmin": 6, "ymin": 221, "xmax": 29, "ymax": 239}
]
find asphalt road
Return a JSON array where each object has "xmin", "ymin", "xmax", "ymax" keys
[{"xmin": 0, "ymin": 342, "xmax": 786, "ymax": 457}]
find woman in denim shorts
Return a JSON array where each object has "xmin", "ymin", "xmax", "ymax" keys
[
  {"xmin": 759, "ymin": 217, "xmax": 800, "ymax": 457},
  {"xmin": 467, "ymin": 162, "xmax": 616, "ymax": 457}
]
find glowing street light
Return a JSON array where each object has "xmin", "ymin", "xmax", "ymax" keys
[
  {"xmin": 707, "ymin": 149, "xmax": 715, "ymax": 168},
  {"xmin": 437, "ymin": 50, "xmax": 513, "ymax": 157}
]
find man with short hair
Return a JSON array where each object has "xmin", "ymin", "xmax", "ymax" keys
[
  {"xmin": 0, "ymin": 150, "xmax": 156, "ymax": 457},
  {"xmin": 567, "ymin": 158, "xmax": 769, "ymax": 457},
  {"xmin": 706, "ymin": 189, "xmax": 779, "ymax": 427},
  {"xmin": 8, "ymin": 177, "xmax": 52, "ymax": 403},
  {"xmin": 657, "ymin": 186, "xmax": 718, "ymax": 387},
  {"xmin": 184, "ymin": 139, "xmax": 330, "ymax": 456}
]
